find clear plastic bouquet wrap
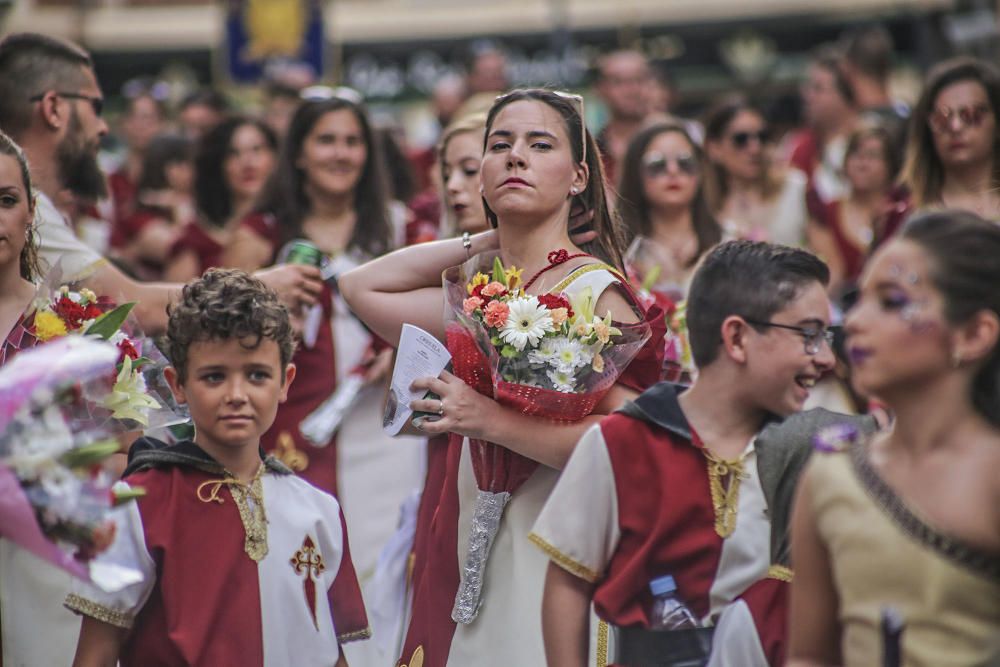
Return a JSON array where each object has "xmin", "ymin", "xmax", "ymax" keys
[
  {"xmin": 443, "ymin": 251, "xmax": 652, "ymax": 623},
  {"xmin": 0, "ymin": 337, "xmax": 145, "ymax": 591},
  {"xmin": 29, "ymin": 280, "xmax": 184, "ymax": 431},
  {"xmin": 625, "ymin": 235, "xmax": 695, "ymax": 384}
]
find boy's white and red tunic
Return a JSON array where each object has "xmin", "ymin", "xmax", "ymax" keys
[
  {"xmin": 64, "ymin": 441, "xmax": 369, "ymax": 667},
  {"xmin": 529, "ymin": 383, "xmax": 788, "ymax": 666}
]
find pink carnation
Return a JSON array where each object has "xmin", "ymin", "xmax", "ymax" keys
[
  {"xmin": 481, "ymin": 282, "xmax": 507, "ymax": 298},
  {"xmin": 463, "ymin": 296, "xmax": 485, "ymax": 315},
  {"xmin": 483, "ymin": 300, "xmax": 510, "ymax": 328}
]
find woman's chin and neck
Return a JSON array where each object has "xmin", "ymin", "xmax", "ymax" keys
[{"xmin": 495, "ymin": 204, "xmax": 578, "ymax": 273}]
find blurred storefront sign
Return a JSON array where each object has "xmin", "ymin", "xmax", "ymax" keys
[{"xmin": 224, "ymin": 0, "xmax": 324, "ymax": 83}]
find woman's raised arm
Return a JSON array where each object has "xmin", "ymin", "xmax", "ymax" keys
[{"xmin": 339, "ymin": 230, "xmax": 498, "ymax": 346}]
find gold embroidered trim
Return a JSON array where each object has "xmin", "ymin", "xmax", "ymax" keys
[
  {"xmin": 596, "ymin": 619, "xmax": 609, "ymax": 666},
  {"xmin": 400, "ymin": 645, "xmax": 424, "ymax": 667},
  {"xmin": 527, "ymin": 532, "xmax": 600, "ymax": 583},
  {"xmin": 64, "ymin": 593, "xmax": 133, "ymax": 629},
  {"xmin": 767, "ymin": 564, "xmax": 794, "ymax": 582},
  {"xmin": 549, "ymin": 263, "xmax": 624, "ymax": 294},
  {"xmin": 275, "ymin": 431, "xmax": 309, "ymax": 471},
  {"xmin": 702, "ymin": 449, "xmax": 748, "ymax": 538},
  {"xmin": 338, "ymin": 626, "xmax": 372, "ymax": 644},
  {"xmin": 196, "ymin": 464, "xmax": 269, "ymax": 561}
]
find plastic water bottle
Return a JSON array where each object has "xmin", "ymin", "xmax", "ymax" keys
[{"xmin": 649, "ymin": 575, "xmax": 698, "ymax": 630}]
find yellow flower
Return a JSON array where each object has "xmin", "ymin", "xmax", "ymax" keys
[
  {"xmin": 79, "ymin": 288, "xmax": 97, "ymax": 303},
  {"xmin": 467, "ymin": 272, "xmax": 489, "ymax": 295},
  {"xmin": 34, "ymin": 310, "xmax": 68, "ymax": 341},
  {"xmin": 504, "ymin": 266, "xmax": 523, "ymax": 290}
]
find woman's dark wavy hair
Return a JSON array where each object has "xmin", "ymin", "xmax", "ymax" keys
[
  {"xmin": 901, "ymin": 210, "xmax": 1000, "ymax": 427},
  {"xmin": 165, "ymin": 268, "xmax": 296, "ymax": 383},
  {"xmin": 899, "ymin": 57, "xmax": 1000, "ymax": 207},
  {"xmin": 481, "ymin": 88, "xmax": 628, "ymax": 269},
  {"xmin": 617, "ymin": 123, "xmax": 722, "ymax": 267},
  {"xmin": 136, "ymin": 133, "xmax": 193, "ymax": 194},
  {"xmin": 252, "ymin": 97, "xmax": 393, "ymax": 257},
  {"xmin": 0, "ymin": 131, "xmax": 40, "ymax": 281},
  {"xmin": 195, "ymin": 116, "xmax": 277, "ymax": 228}
]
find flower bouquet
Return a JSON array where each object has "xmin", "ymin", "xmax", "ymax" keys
[
  {"xmin": 624, "ymin": 236, "xmax": 695, "ymax": 384},
  {"xmin": 443, "ymin": 251, "xmax": 652, "ymax": 623},
  {"xmin": 0, "ymin": 337, "xmax": 145, "ymax": 591},
  {"xmin": 29, "ymin": 283, "xmax": 181, "ymax": 430}
]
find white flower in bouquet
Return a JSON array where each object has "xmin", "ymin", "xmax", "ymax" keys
[
  {"xmin": 550, "ymin": 337, "xmax": 592, "ymax": 374},
  {"xmin": 500, "ymin": 296, "xmax": 554, "ymax": 351},
  {"xmin": 528, "ymin": 338, "xmax": 559, "ymax": 365},
  {"xmin": 546, "ymin": 367, "xmax": 578, "ymax": 393},
  {"xmin": 6, "ymin": 404, "xmax": 75, "ymax": 479}
]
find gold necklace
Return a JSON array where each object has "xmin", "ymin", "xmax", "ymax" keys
[{"xmin": 701, "ymin": 448, "xmax": 748, "ymax": 538}]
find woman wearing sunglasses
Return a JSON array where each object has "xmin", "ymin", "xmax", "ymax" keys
[
  {"xmin": 882, "ymin": 58, "xmax": 1000, "ymax": 242},
  {"xmin": 703, "ymin": 99, "xmax": 809, "ymax": 246},
  {"xmin": 340, "ymin": 88, "xmax": 663, "ymax": 667},
  {"xmin": 618, "ymin": 122, "xmax": 722, "ymax": 298}
]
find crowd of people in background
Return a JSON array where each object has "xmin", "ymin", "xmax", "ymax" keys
[{"xmin": 0, "ymin": 19, "xmax": 997, "ymax": 667}]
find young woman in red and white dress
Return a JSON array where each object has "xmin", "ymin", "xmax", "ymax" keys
[
  {"xmin": 340, "ymin": 89, "xmax": 664, "ymax": 667},
  {"xmin": 164, "ymin": 116, "xmax": 278, "ymax": 282},
  {"xmin": 223, "ymin": 95, "xmax": 427, "ymax": 667},
  {"xmin": 0, "ymin": 131, "xmax": 72, "ymax": 666},
  {"xmin": 807, "ymin": 123, "xmax": 899, "ymax": 302}
]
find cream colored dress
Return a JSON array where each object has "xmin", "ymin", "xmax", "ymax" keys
[
  {"xmin": 446, "ymin": 267, "xmax": 624, "ymax": 667},
  {"xmin": 807, "ymin": 439, "xmax": 1000, "ymax": 666}
]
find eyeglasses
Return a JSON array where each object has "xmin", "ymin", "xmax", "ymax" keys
[
  {"xmin": 643, "ymin": 152, "xmax": 699, "ymax": 177},
  {"xmin": 28, "ymin": 91, "xmax": 104, "ymax": 117},
  {"xmin": 729, "ymin": 130, "xmax": 769, "ymax": 149},
  {"xmin": 927, "ymin": 104, "xmax": 992, "ymax": 134},
  {"xmin": 495, "ymin": 90, "xmax": 587, "ymax": 166},
  {"xmin": 743, "ymin": 318, "xmax": 835, "ymax": 355}
]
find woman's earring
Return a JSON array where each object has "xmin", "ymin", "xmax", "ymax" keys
[{"xmin": 570, "ymin": 187, "xmax": 579, "ymax": 195}]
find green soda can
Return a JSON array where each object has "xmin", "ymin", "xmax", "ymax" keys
[{"xmin": 281, "ymin": 239, "xmax": 324, "ymax": 267}]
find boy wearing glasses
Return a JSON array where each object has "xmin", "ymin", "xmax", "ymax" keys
[{"xmin": 532, "ymin": 240, "xmax": 875, "ymax": 666}]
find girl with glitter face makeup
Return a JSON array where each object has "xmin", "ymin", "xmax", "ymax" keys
[{"xmin": 788, "ymin": 210, "xmax": 1000, "ymax": 667}]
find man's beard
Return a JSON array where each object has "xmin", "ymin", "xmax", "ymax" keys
[{"xmin": 56, "ymin": 111, "xmax": 107, "ymax": 201}]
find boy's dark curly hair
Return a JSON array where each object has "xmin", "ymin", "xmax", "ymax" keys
[{"xmin": 165, "ymin": 269, "xmax": 296, "ymax": 383}]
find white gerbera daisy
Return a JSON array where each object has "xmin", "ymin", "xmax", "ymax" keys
[
  {"xmin": 500, "ymin": 296, "xmax": 554, "ymax": 351},
  {"xmin": 550, "ymin": 337, "xmax": 591, "ymax": 373},
  {"xmin": 528, "ymin": 338, "xmax": 558, "ymax": 365},
  {"xmin": 546, "ymin": 367, "xmax": 577, "ymax": 393}
]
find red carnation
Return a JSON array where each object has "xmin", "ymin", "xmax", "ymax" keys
[
  {"xmin": 117, "ymin": 337, "xmax": 140, "ymax": 362},
  {"xmin": 83, "ymin": 302, "xmax": 104, "ymax": 320},
  {"xmin": 470, "ymin": 283, "xmax": 486, "ymax": 300},
  {"xmin": 537, "ymin": 293, "xmax": 574, "ymax": 319},
  {"xmin": 53, "ymin": 296, "xmax": 88, "ymax": 330}
]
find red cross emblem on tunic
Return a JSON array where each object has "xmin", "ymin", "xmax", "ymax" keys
[{"xmin": 290, "ymin": 535, "xmax": 326, "ymax": 630}]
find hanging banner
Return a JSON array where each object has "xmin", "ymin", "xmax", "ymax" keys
[{"xmin": 225, "ymin": 0, "xmax": 325, "ymax": 83}]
